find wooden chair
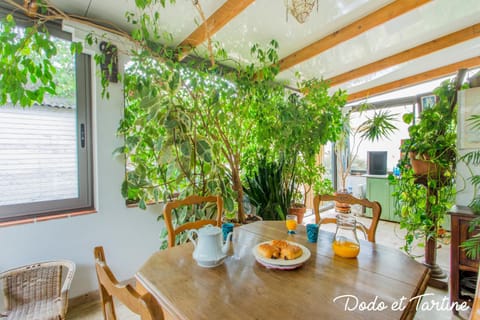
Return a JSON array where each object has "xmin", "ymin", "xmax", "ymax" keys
[
  {"xmin": 93, "ymin": 246, "xmax": 164, "ymax": 320},
  {"xmin": 313, "ymin": 193, "xmax": 381, "ymax": 243},
  {"xmin": 163, "ymin": 195, "xmax": 223, "ymax": 248},
  {"xmin": 0, "ymin": 260, "xmax": 75, "ymax": 320}
]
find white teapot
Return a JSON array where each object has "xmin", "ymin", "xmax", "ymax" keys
[{"xmin": 187, "ymin": 225, "xmax": 233, "ymax": 268}]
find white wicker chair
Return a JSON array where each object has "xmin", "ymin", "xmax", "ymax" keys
[{"xmin": 0, "ymin": 260, "xmax": 75, "ymax": 320}]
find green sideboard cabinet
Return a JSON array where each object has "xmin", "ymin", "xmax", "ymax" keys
[
  {"xmin": 364, "ymin": 175, "xmax": 450, "ymax": 229},
  {"xmin": 365, "ymin": 175, "xmax": 399, "ymax": 222}
]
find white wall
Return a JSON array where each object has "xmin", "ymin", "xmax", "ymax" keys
[
  {"xmin": 456, "ymin": 88, "xmax": 480, "ymax": 206},
  {"xmin": 0, "ymin": 25, "xmax": 165, "ymax": 300}
]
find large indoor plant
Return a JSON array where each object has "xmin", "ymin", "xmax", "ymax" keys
[
  {"xmin": 391, "ymin": 78, "xmax": 460, "ymax": 254},
  {"xmin": 243, "ymin": 80, "xmax": 347, "ymax": 221}
]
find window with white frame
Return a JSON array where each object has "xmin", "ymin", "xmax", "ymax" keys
[{"xmin": 0, "ymin": 22, "xmax": 94, "ymax": 223}]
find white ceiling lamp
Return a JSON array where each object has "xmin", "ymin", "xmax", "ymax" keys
[{"xmin": 286, "ymin": 0, "xmax": 318, "ymax": 24}]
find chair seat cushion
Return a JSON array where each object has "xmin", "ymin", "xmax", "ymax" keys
[{"xmin": 4, "ymin": 298, "xmax": 64, "ymax": 320}]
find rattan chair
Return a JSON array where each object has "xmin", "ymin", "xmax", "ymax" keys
[
  {"xmin": 313, "ymin": 193, "xmax": 381, "ymax": 243},
  {"xmin": 94, "ymin": 246, "xmax": 164, "ymax": 320},
  {"xmin": 163, "ymin": 195, "xmax": 223, "ymax": 248},
  {"xmin": 0, "ymin": 260, "xmax": 75, "ymax": 320}
]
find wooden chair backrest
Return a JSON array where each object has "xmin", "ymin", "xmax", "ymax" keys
[
  {"xmin": 313, "ymin": 193, "xmax": 381, "ymax": 243},
  {"xmin": 93, "ymin": 246, "xmax": 164, "ymax": 320},
  {"xmin": 163, "ymin": 195, "xmax": 223, "ymax": 248}
]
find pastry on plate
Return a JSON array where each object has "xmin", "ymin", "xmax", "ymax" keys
[
  {"xmin": 271, "ymin": 240, "xmax": 289, "ymax": 249},
  {"xmin": 257, "ymin": 243, "xmax": 281, "ymax": 259},
  {"xmin": 280, "ymin": 244, "xmax": 303, "ymax": 260},
  {"xmin": 258, "ymin": 240, "xmax": 303, "ymax": 260}
]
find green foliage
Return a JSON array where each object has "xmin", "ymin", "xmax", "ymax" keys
[
  {"xmin": 461, "ymin": 217, "xmax": 480, "ymax": 260},
  {"xmin": 0, "ymin": 15, "xmax": 57, "ymax": 106},
  {"xmin": 0, "ymin": 14, "xmax": 81, "ymax": 106},
  {"xmin": 244, "ymin": 157, "xmax": 289, "ymax": 221},
  {"xmin": 389, "ymin": 163, "xmax": 455, "ymax": 254},
  {"xmin": 391, "ymin": 79, "xmax": 459, "ymax": 255},
  {"xmin": 401, "ymin": 79, "xmax": 459, "ymax": 170},
  {"xmin": 358, "ymin": 110, "xmax": 397, "ymax": 141},
  {"xmin": 243, "ymin": 78, "xmax": 346, "ymax": 212},
  {"xmin": 0, "ymin": 1, "xmax": 343, "ymax": 241},
  {"xmin": 119, "ymin": 33, "xmax": 292, "ymax": 224}
]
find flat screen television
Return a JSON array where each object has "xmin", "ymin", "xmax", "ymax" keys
[{"xmin": 367, "ymin": 151, "xmax": 387, "ymax": 175}]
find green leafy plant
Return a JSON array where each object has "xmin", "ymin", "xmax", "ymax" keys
[
  {"xmin": 401, "ymin": 79, "xmax": 459, "ymax": 171},
  {"xmin": 0, "ymin": 14, "xmax": 58, "ymax": 106},
  {"xmin": 389, "ymin": 161, "xmax": 455, "ymax": 254},
  {"xmin": 391, "ymin": 79, "xmax": 459, "ymax": 254},
  {"xmin": 0, "ymin": 1, "xmax": 338, "ymax": 244},
  {"xmin": 241, "ymin": 79, "xmax": 346, "ymax": 219},
  {"xmin": 243, "ymin": 157, "xmax": 289, "ymax": 221},
  {"xmin": 279, "ymin": 83, "xmax": 346, "ymax": 207},
  {"xmin": 119, "ymin": 38, "xmax": 290, "ymax": 224}
]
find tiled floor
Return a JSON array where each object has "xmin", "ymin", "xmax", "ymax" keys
[{"xmin": 68, "ymin": 215, "xmax": 469, "ymax": 320}]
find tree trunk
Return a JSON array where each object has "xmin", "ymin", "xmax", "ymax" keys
[{"xmin": 232, "ymin": 167, "xmax": 245, "ymax": 224}]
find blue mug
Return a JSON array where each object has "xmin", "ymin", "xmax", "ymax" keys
[
  {"xmin": 222, "ymin": 223, "xmax": 234, "ymax": 241},
  {"xmin": 306, "ymin": 224, "xmax": 319, "ymax": 243}
]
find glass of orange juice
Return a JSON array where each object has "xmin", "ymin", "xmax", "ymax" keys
[
  {"xmin": 332, "ymin": 214, "xmax": 360, "ymax": 258},
  {"xmin": 286, "ymin": 214, "xmax": 297, "ymax": 234}
]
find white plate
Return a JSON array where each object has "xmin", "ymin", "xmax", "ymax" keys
[
  {"xmin": 252, "ymin": 241, "xmax": 311, "ymax": 267},
  {"xmin": 256, "ymin": 259, "xmax": 304, "ymax": 270}
]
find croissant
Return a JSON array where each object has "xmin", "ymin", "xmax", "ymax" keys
[
  {"xmin": 280, "ymin": 245, "xmax": 303, "ymax": 260},
  {"xmin": 271, "ymin": 240, "xmax": 289, "ymax": 249},
  {"xmin": 257, "ymin": 243, "xmax": 281, "ymax": 259}
]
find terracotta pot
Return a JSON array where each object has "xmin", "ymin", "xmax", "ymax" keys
[
  {"xmin": 288, "ymin": 206, "xmax": 306, "ymax": 224},
  {"xmin": 409, "ymin": 152, "xmax": 440, "ymax": 176}
]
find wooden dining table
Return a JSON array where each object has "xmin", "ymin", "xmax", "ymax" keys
[{"xmin": 136, "ymin": 221, "xmax": 430, "ymax": 320}]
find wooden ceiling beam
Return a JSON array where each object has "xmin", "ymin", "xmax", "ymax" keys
[
  {"xmin": 178, "ymin": 0, "xmax": 254, "ymax": 58},
  {"xmin": 278, "ymin": 0, "xmax": 432, "ymax": 72},
  {"xmin": 327, "ymin": 23, "xmax": 480, "ymax": 87},
  {"xmin": 347, "ymin": 56, "xmax": 480, "ymax": 102}
]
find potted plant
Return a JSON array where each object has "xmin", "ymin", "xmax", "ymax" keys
[
  {"xmin": 282, "ymin": 81, "xmax": 346, "ymax": 221},
  {"xmin": 243, "ymin": 80, "xmax": 347, "ymax": 222},
  {"xmin": 243, "ymin": 157, "xmax": 290, "ymax": 221},
  {"xmin": 391, "ymin": 78, "xmax": 462, "ymax": 258},
  {"xmin": 401, "ymin": 79, "xmax": 458, "ymax": 178}
]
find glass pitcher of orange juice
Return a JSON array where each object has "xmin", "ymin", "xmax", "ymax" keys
[{"xmin": 332, "ymin": 214, "xmax": 360, "ymax": 258}]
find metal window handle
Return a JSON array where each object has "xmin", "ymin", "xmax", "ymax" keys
[{"xmin": 80, "ymin": 124, "xmax": 85, "ymax": 148}]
